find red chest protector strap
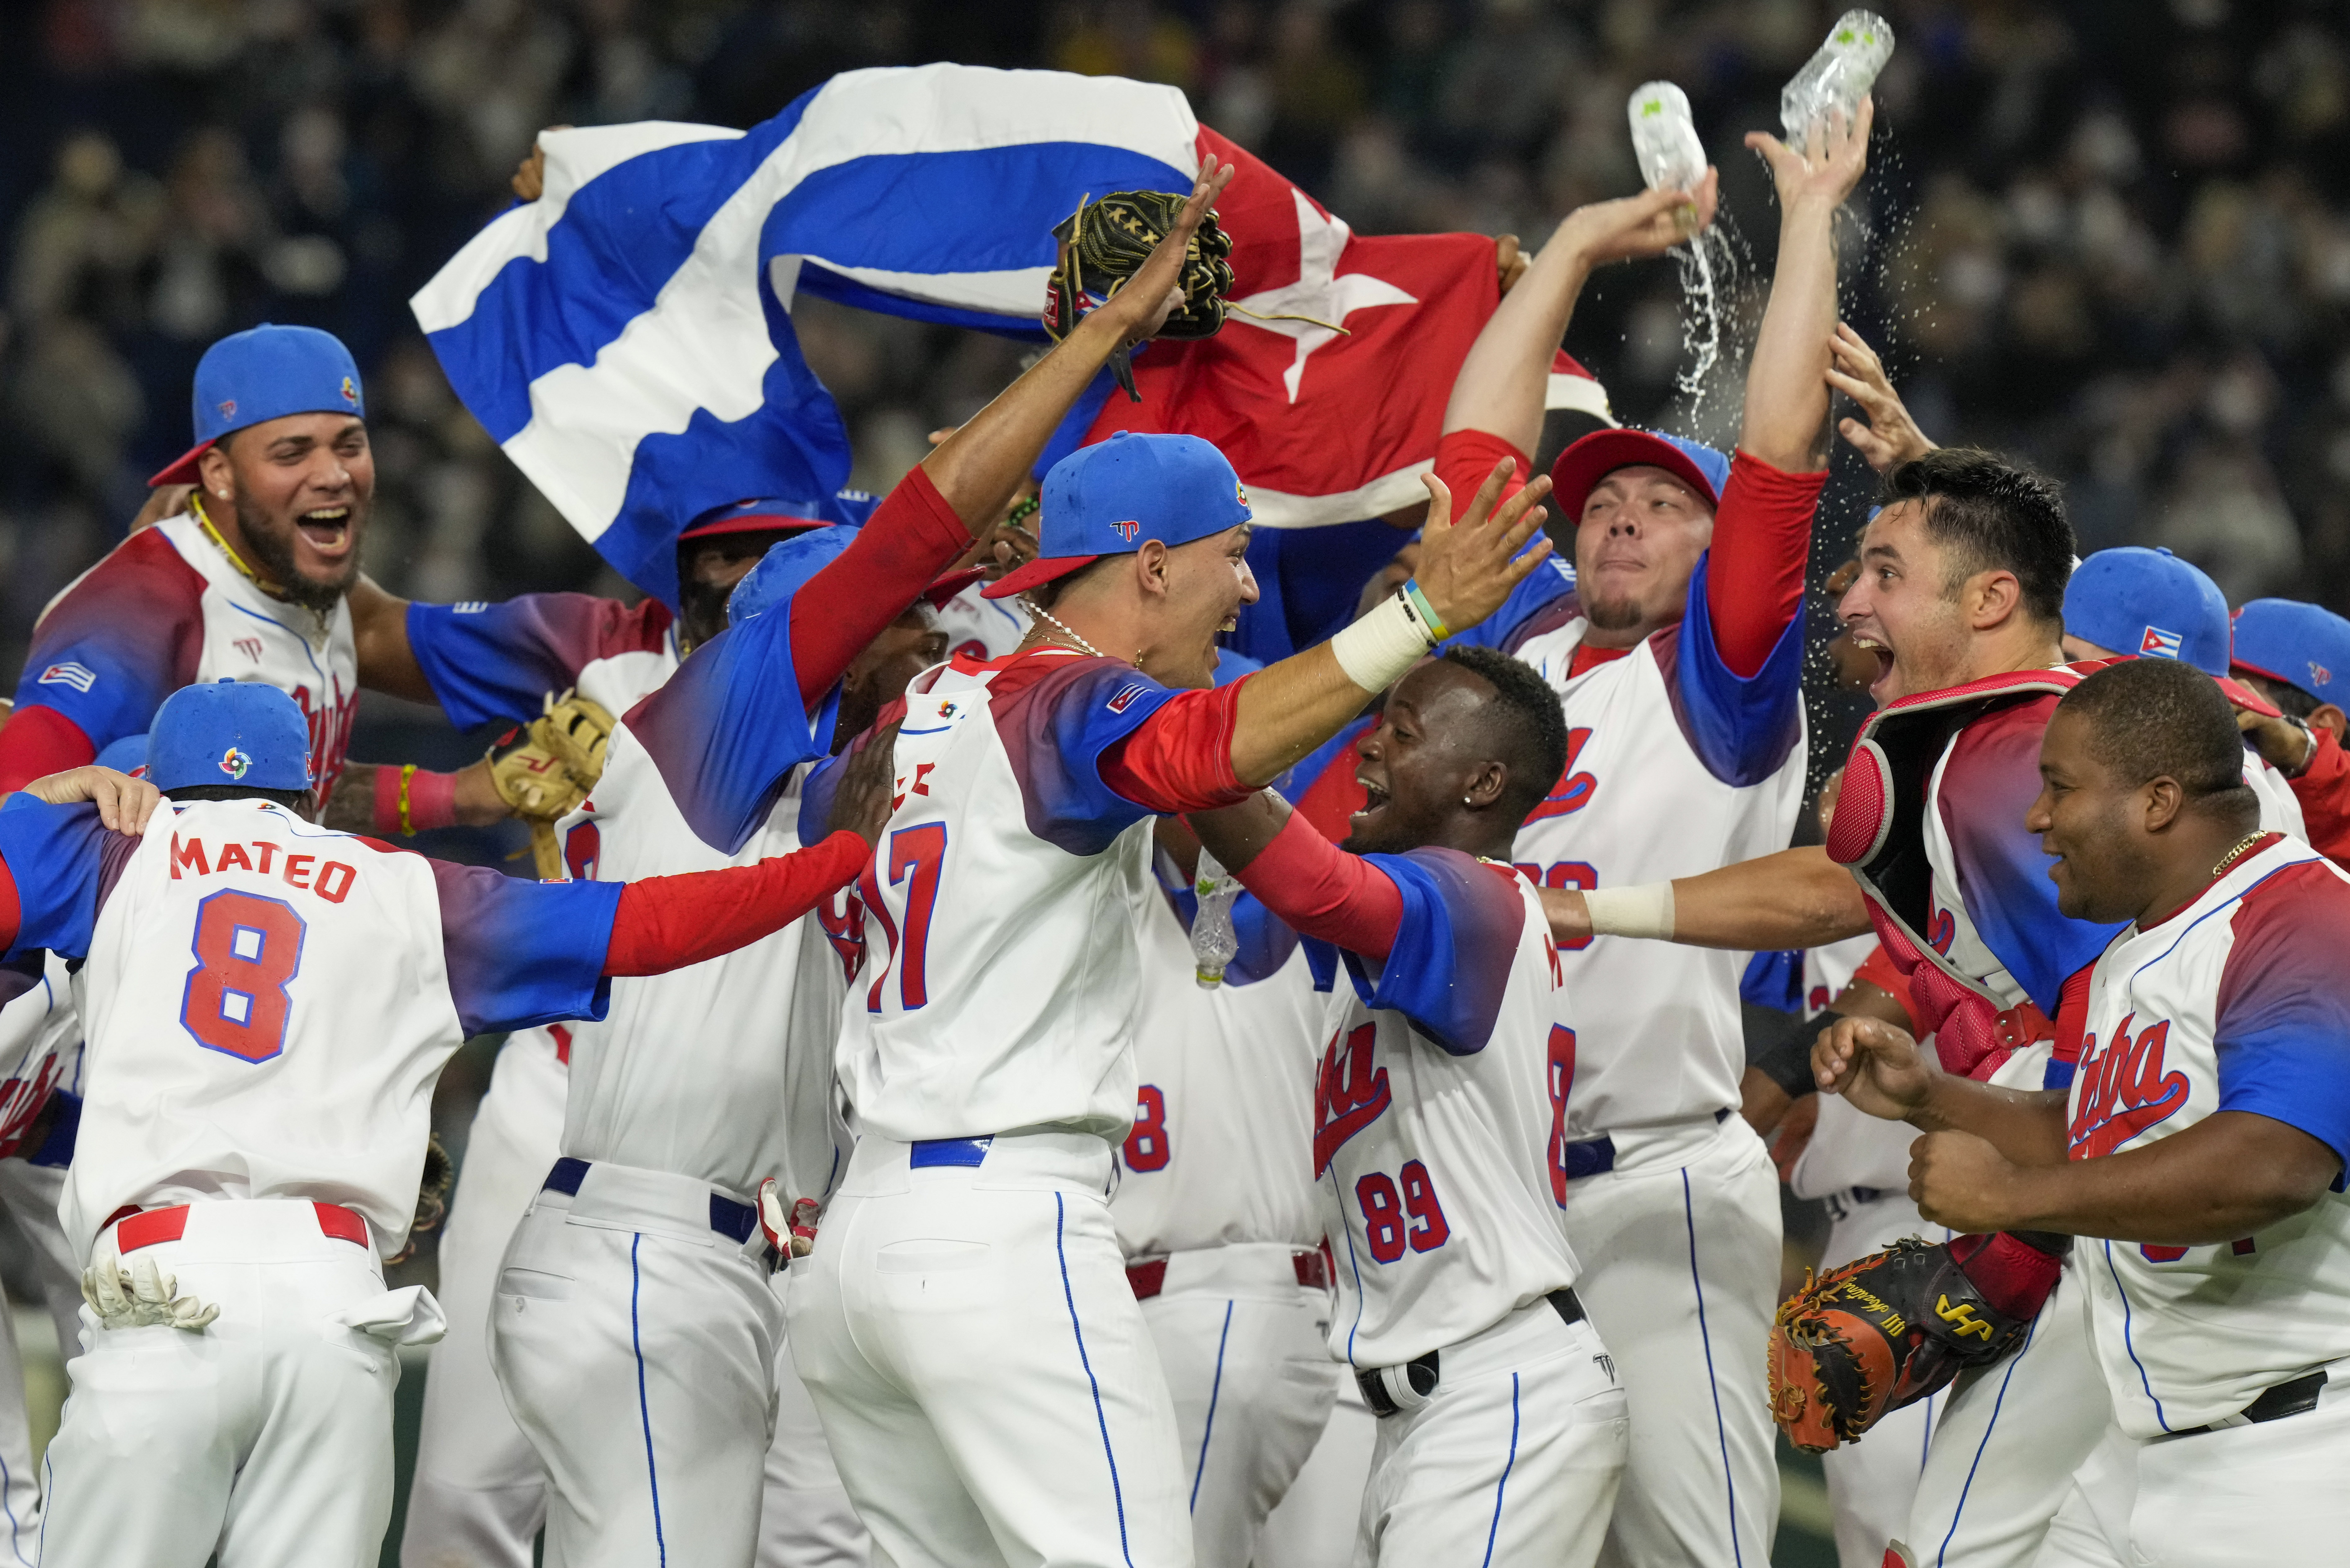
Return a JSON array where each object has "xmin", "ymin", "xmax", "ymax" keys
[{"xmin": 1824, "ymin": 668, "xmax": 2083, "ymax": 1079}]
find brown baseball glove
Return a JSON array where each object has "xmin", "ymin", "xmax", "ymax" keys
[
  {"xmin": 1042, "ymin": 188, "xmax": 1234, "ymax": 402},
  {"xmin": 486, "ymin": 689, "xmax": 612, "ymax": 878},
  {"xmin": 1769, "ymin": 1231, "xmax": 2065, "ymax": 1453}
]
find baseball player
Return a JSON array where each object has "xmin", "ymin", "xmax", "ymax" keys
[
  {"xmin": 485, "ymin": 168, "xmax": 1235, "ymax": 1568},
  {"xmin": 786, "ymin": 378, "xmax": 1553, "ymax": 1564},
  {"xmin": 1818, "ymin": 655, "xmax": 2350, "ymax": 1564},
  {"xmin": 2229, "ymin": 597, "xmax": 2350, "ymax": 859},
  {"xmin": 0, "ymin": 325, "xmax": 377, "ymax": 799},
  {"xmin": 1421, "ymin": 104, "xmax": 1872, "ymax": 1567},
  {"xmin": 1187, "ymin": 646, "xmax": 1630, "ymax": 1564},
  {"xmin": 1113, "ymin": 677, "xmax": 1356, "ymax": 1568},
  {"xmin": 0, "ymin": 677, "xmax": 889, "ymax": 1567}
]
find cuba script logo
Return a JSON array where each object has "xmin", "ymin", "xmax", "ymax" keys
[
  {"xmin": 1523, "ymin": 727, "xmax": 1598, "ymax": 822},
  {"xmin": 1313, "ymin": 1022, "xmax": 1391, "ymax": 1176},
  {"xmin": 2069, "ymin": 1011, "xmax": 2191, "ymax": 1158}
]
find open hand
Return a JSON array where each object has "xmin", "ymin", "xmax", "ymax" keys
[
  {"xmin": 829, "ymin": 722, "xmax": 903, "ymax": 849},
  {"xmin": 1827, "ymin": 325, "xmax": 1934, "ymax": 472},
  {"xmin": 1555, "ymin": 176, "xmax": 1721, "ymax": 265},
  {"xmin": 20, "ymin": 765, "xmax": 160, "ymax": 836},
  {"xmin": 1095, "ymin": 158, "xmax": 1238, "ymax": 350},
  {"xmin": 1745, "ymin": 95, "xmax": 1873, "ymax": 213},
  {"xmin": 1813, "ymin": 1013, "xmax": 1933, "ymax": 1122},
  {"xmin": 1409, "ymin": 461, "xmax": 1552, "ymax": 636},
  {"xmin": 510, "ymin": 126, "xmax": 571, "ymax": 202}
]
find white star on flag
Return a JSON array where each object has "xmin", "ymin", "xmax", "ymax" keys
[{"xmin": 1229, "ymin": 191, "xmax": 1418, "ymax": 404}]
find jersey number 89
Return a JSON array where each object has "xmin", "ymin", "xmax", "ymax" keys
[{"xmin": 180, "ymin": 889, "xmax": 308, "ymax": 1063}]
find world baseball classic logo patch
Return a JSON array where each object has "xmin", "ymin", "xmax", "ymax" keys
[
  {"xmin": 2138, "ymin": 625, "xmax": 2184, "ymax": 659},
  {"xmin": 218, "ymin": 747, "xmax": 252, "ymax": 781},
  {"xmin": 37, "ymin": 662, "xmax": 96, "ymax": 693}
]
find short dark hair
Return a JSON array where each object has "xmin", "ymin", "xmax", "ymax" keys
[
  {"xmin": 1441, "ymin": 645, "xmax": 1569, "ymax": 824},
  {"xmin": 2058, "ymin": 659, "xmax": 2254, "ymax": 825},
  {"xmin": 165, "ymin": 784, "xmax": 313, "ymax": 811},
  {"xmin": 1880, "ymin": 449, "xmax": 2075, "ymax": 626}
]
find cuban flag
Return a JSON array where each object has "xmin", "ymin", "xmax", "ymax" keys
[
  {"xmin": 413, "ymin": 64, "xmax": 1604, "ymax": 605},
  {"xmin": 2139, "ymin": 625, "xmax": 2185, "ymax": 660}
]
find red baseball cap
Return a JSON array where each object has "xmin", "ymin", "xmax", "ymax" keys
[
  {"xmin": 678, "ymin": 498, "xmax": 835, "ymax": 544},
  {"xmin": 1546, "ymin": 428, "xmax": 1728, "ymax": 522}
]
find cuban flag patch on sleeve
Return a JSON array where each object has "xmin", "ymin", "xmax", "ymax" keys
[
  {"xmin": 1106, "ymin": 682, "xmax": 1150, "ymax": 714},
  {"xmin": 37, "ymin": 662, "xmax": 97, "ymax": 692},
  {"xmin": 2138, "ymin": 625, "xmax": 2184, "ymax": 660}
]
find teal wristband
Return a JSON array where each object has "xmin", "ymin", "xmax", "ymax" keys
[{"xmin": 1402, "ymin": 580, "xmax": 1449, "ymax": 643}]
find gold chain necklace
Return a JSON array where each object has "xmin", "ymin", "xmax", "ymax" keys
[
  {"xmin": 2211, "ymin": 831, "xmax": 2269, "ymax": 880},
  {"xmin": 186, "ymin": 492, "xmax": 288, "ymax": 598}
]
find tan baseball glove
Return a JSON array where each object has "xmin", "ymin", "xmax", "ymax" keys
[{"xmin": 486, "ymin": 689, "xmax": 613, "ymax": 878}]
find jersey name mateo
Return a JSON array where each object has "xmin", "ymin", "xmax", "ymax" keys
[{"xmin": 168, "ymin": 833, "xmax": 360, "ymax": 902}]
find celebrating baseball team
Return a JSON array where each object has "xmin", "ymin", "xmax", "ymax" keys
[{"xmin": 0, "ymin": 38, "xmax": 2348, "ymax": 1568}]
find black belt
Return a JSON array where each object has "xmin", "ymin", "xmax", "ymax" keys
[
  {"xmin": 1357, "ymin": 1289, "xmax": 1584, "ymax": 1418},
  {"xmin": 2170, "ymin": 1369, "xmax": 2327, "ymax": 1438}
]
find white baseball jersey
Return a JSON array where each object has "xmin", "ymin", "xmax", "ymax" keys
[
  {"xmin": 929, "ymin": 580, "xmax": 1031, "ymax": 663},
  {"xmin": 832, "ymin": 646, "xmax": 1251, "ymax": 1143},
  {"xmin": 1113, "ymin": 880, "xmax": 1326, "ymax": 1258},
  {"xmin": 0, "ymin": 950, "xmax": 79, "ymax": 1160},
  {"xmin": 1309, "ymin": 853, "xmax": 1582, "ymax": 1368},
  {"xmin": 1497, "ymin": 578, "xmax": 1806, "ymax": 1135},
  {"xmin": 1787, "ymin": 932, "xmax": 1917, "ymax": 1201},
  {"xmin": 2067, "ymin": 836, "xmax": 2350, "ymax": 1438},
  {"xmin": 0, "ymin": 796, "xmax": 619, "ymax": 1260},
  {"xmin": 15, "ymin": 513, "xmax": 357, "ymax": 798}
]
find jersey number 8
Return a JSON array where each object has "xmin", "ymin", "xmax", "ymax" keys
[{"xmin": 180, "ymin": 889, "xmax": 308, "ymax": 1063}]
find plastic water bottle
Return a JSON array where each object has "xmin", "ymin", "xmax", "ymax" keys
[
  {"xmin": 1780, "ymin": 10, "xmax": 1894, "ymax": 146},
  {"xmin": 1191, "ymin": 848, "xmax": 1241, "ymax": 988},
  {"xmin": 1627, "ymin": 82, "xmax": 1707, "ymax": 196}
]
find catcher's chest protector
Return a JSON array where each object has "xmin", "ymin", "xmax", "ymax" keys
[{"xmin": 1824, "ymin": 669, "xmax": 2083, "ymax": 1073}]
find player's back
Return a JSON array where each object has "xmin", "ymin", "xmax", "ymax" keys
[
  {"xmin": 69, "ymin": 799, "xmax": 593, "ymax": 1259},
  {"xmin": 1314, "ymin": 853, "xmax": 1582, "ymax": 1367},
  {"xmin": 836, "ymin": 648, "xmax": 1178, "ymax": 1144}
]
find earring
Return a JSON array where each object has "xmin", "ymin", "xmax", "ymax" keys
[{"xmin": 1462, "ymin": 795, "xmax": 1473, "ymax": 805}]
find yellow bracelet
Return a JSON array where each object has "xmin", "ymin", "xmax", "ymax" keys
[{"xmin": 397, "ymin": 763, "xmax": 419, "ymax": 836}]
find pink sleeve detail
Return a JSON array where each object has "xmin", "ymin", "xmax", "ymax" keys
[
  {"xmin": 603, "ymin": 831, "xmax": 868, "ymax": 976},
  {"xmin": 373, "ymin": 766, "xmax": 457, "ymax": 836},
  {"xmin": 788, "ymin": 465, "xmax": 971, "ymax": 706},
  {"xmin": 1098, "ymin": 680, "xmax": 1253, "ymax": 815},
  {"xmin": 1706, "ymin": 451, "xmax": 1826, "ymax": 679},
  {"xmin": 1232, "ymin": 808, "xmax": 1404, "ymax": 962}
]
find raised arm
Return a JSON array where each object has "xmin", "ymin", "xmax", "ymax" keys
[
  {"xmin": 1738, "ymin": 97, "xmax": 1873, "ymax": 471},
  {"xmin": 1543, "ymin": 844, "xmax": 1870, "ymax": 952}
]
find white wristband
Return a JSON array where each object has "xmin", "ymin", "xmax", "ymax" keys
[
  {"xmin": 1582, "ymin": 882, "xmax": 1675, "ymax": 940},
  {"xmin": 1330, "ymin": 592, "xmax": 1437, "ymax": 693}
]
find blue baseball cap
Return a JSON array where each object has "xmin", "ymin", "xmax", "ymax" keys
[
  {"xmin": 679, "ymin": 497, "xmax": 836, "ymax": 544},
  {"xmin": 2232, "ymin": 598, "xmax": 2350, "ymax": 704},
  {"xmin": 983, "ymin": 432, "xmax": 1253, "ymax": 600},
  {"xmin": 1547, "ymin": 428, "xmax": 1729, "ymax": 519},
  {"xmin": 2063, "ymin": 547, "xmax": 2228, "ymax": 674},
  {"xmin": 149, "ymin": 324, "xmax": 366, "ymax": 486},
  {"xmin": 93, "ymin": 734, "xmax": 149, "ymax": 777},
  {"xmin": 148, "ymin": 680, "xmax": 315, "ymax": 794}
]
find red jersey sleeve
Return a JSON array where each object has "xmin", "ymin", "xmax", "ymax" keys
[
  {"xmin": 1096, "ymin": 679, "xmax": 1253, "ymax": 816},
  {"xmin": 788, "ymin": 464, "xmax": 970, "ymax": 706},
  {"xmin": 2289, "ymin": 727, "xmax": 2350, "ymax": 867},
  {"xmin": 1434, "ymin": 428, "xmax": 1531, "ymax": 512},
  {"xmin": 1705, "ymin": 451, "xmax": 1826, "ymax": 679},
  {"xmin": 602, "ymin": 831, "xmax": 869, "ymax": 976},
  {"xmin": 1229, "ymin": 807, "xmax": 1404, "ymax": 961}
]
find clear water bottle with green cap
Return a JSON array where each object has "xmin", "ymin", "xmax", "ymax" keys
[
  {"xmin": 1191, "ymin": 848, "xmax": 1241, "ymax": 988},
  {"xmin": 1781, "ymin": 9, "xmax": 1895, "ymax": 145},
  {"xmin": 1628, "ymin": 82, "xmax": 1707, "ymax": 196}
]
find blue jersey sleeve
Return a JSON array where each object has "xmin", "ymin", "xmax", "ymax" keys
[
  {"xmin": 1339, "ymin": 848, "xmax": 1529, "ymax": 1055},
  {"xmin": 407, "ymin": 594, "xmax": 674, "ymax": 730},
  {"xmin": 0, "ymin": 798, "xmax": 110, "ymax": 961},
  {"xmin": 2213, "ymin": 860, "xmax": 2350, "ymax": 1179},
  {"xmin": 623, "ymin": 603, "xmax": 840, "ymax": 858},
  {"xmin": 992, "ymin": 660, "xmax": 1190, "ymax": 858},
  {"xmin": 1939, "ymin": 700, "xmax": 2127, "ymax": 1013},
  {"xmin": 1650, "ymin": 555, "xmax": 1805, "ymax": 787},
  {"xmin": 428, "ymin": 859, "xmax": 622, "ymax": 1036},
  {"xmin": 10, "ymin": 530, "xmax": 209, "ymax": 756}
]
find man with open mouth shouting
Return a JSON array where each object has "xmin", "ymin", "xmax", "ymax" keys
[{"xmin": 0, "ymin": 323, "xmax": 371, "ymax": 804}]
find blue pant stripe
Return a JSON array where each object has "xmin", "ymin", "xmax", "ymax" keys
[
  {"xmin": 631, "ymin": 1232, "xmax": 668, "ymax": 1568},
  {"xmin": 1935, "ymin": 1309, "xmax": 2036, "ymax": 1567},
  {"xmin": 1682, "ymin": 1169, "xmax": 1745, "ymax": 1567},
  {"xmin": 1190, "ymin": 1301, "xmax": 1235, "ymax": 1513},
  {"xmin": 1478, "ymin": 1372, "xmax": 1523, "ymax": 1568},
  {"xmin": 1056, "ymin": 1192, "xmax": 1135, "ymax": 1568}
]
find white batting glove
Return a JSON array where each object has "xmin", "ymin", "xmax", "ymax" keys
[
  {"xmin": 81, "ymin": 1253, "xmax": 220, "ymax": 1331},
  {"xmin": 757, "ymin": 1180, "xmax": 820, "ymax": 1259}
]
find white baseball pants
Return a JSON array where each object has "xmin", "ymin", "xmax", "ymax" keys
[
  {"xmin": 1136, "ymin": 1244, "xmax": 1340, "ymax": 1568},
  {"xmin": 2030, "ymin": 1381, "xmax": 2350, "ymax": 1566},
  {"xmin": 401, "ymin": 1031, "xmax": 566, "ymax": 1568},
  {"xmin": 756, "ymin": 1286, "xmax": 868, "ymax": 1568},
  {"xmin": 788, "ymin": 1132, "xmax": 1192, "ymax": 1568},
  {"xmin": 1353, "ymin": 1296, "xmax": 1628, "ymax": 1566},
  {"xmin": 1816, "ymin": 1188, "xmax": 1952, "ymax": 1568},
  {"xmin": 491, "ymin": 1159, "xmax": 782, "ymax": 1568},
  {"xmin": 39, "ymin": 1199, "xmax": 440, "ymax": 1568},
  {"xmin": 1559, "ymin": 1113, "xmax": 1781, "ymax": 1568},
  {"xmin": 1252, "ymin": 1374, "xmax": 1375, "ymax": 1568},
  {"xmin": 0, "ymin": 1158, "xmax": 82, "ymax": 1566},
  {"xmin": 1897, "ymin": 1271, "xmax": 2107, "ymax": 1568}
]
